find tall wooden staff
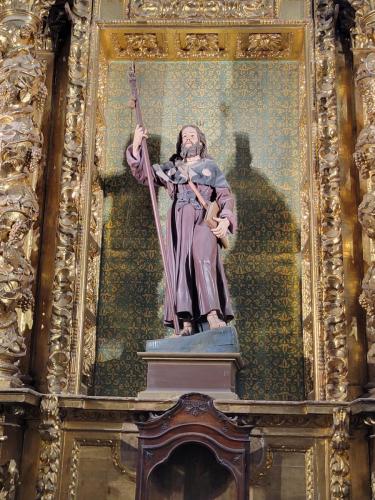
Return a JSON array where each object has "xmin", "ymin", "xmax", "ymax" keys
[{"xmin": 129, "ymin": 63, "xmax": 180, "ymax": 335}]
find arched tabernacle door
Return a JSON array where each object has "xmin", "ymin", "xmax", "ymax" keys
[{"xmin": 135, "ymin": 393, "xmax": 251, "ymax": 500}]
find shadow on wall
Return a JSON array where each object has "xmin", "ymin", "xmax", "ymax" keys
[
  {"xmin": 93, "ymin": 135, "xmax": 165, "ymax": 396},
  {"xmin": 93, "ymin": 132, "xmax": 305, "ymax": 401},
  {"xmin": 226, "ymin": 132, "xmax": 304, "ymax": 400}
]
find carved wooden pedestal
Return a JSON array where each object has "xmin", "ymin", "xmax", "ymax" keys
[
  {"xmin": 138, "ymin": 352, "xmax": 242, "ymax": 400},
  {"xmin": 135, "ymin": 393, "xmax": 251, "ymax": 500},
  {"xmin": 138, "ymin": 326, "xmax": 243, "ymax": 400}
]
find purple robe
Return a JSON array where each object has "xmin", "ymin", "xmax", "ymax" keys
[{"xmin": 127, "ymin": 146, "xmax": 236, "ymax": 328}]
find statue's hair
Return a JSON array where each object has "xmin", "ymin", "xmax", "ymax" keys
[{"xmin": 174, "ymin": 125, "xmax": 209, "ymax": 160}]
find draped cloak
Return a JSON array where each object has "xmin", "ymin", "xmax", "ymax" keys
[{"xmin": 126, "ymin": 146, "xmax": 236, "ymax": 328}]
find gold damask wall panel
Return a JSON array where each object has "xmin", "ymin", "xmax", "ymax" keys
[{"xmin": 94, "ymin": 60, "xmax": 303, "ymax": 400}]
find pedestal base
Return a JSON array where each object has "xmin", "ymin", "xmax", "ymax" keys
[{"xmin": 137, "ymin": 351, "xmax": 243, "ymax": 400}]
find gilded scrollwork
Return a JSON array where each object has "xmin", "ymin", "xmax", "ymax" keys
[
  {"xmin": 358, "ymin": 192, "xmax": 375, "ymax": 238},
  {"xmin": 47, "ymin": 0, "xmax": 92, "ymax": 394},
  {"xmin": 353, "ymin": 124, "xmax": 375, "ymax": 178},
  {"xmin": 315, "ymin": 0, "xmax": 348, "ymax": 401},
  {"xmin": 356, "ymin": 53, "xmax": 375, "ymax": 122},
  {"xmin": 111, "ymin": 33, "xmax": 166, "ymax": 59},
  {"xmin": 350, "ymin": 0, "xmax": 375, "ymax": 49},
  {"xmin": 236, "ymin": 33, "xmax": 292, "ymax": 59},
  {"xmin": 359, "ymin": 265, "xmax": 375, "ymax": 363},
  {"xmin": 330, "ymin": 407, "xmax": 350, "ymax": 498},
  {"xmin": 36, "ymin": 395, "xmax": 62, "ymax": 500},
  {"xmin": 176, "ymin": 34, "xmax": 225, "ymax": 58},
  {"xmin": 353, "ymin": 33, "xmax": 375, "ymax": 393},
  {"xmin": 0, "ymin": 0, "xmax": 52, "ymax": 388},
  {"xmin": 128, "ymin": 0, "xmax": 276, "ymax": 20}
]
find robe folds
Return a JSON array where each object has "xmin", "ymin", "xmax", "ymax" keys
[{"xmin": 126, "ymin": 146, "xmax": 236, "ymax": 328}]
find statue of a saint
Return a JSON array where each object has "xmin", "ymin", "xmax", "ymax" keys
[{"xmin": 127, "ymin": 125, "xmax": 236, "ymax": 336}]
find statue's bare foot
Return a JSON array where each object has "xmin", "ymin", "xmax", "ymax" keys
[
  {"xmin": 207, "ymin": 310, "xmax": 226, "ymax": 330},
  {"xmin": 180, "ymin": 321, "xmax": 193, "ymax": 336}
]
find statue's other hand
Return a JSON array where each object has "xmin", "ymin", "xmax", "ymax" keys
[
  {"xmin": 132, "ymin": 124, "xmax": 148, "ymax": 152},
  {"xmin": 211, "ymin": 217, "xmax": 229, "ymax": 239}
]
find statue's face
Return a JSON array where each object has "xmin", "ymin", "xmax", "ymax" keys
[{"xmin": 181, "ymin": 127, "xmax": 199, "ymax": 148}]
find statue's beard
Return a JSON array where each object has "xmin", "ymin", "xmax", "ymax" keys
[{"xmin": 180, "ymin": 142, "xmax": 202, "ymax": 160}]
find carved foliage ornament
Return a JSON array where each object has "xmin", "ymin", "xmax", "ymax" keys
[
  {"xmin": 358, "ymin": 192, "xmax": 375, "ymax": 238},
  {"xmin": 0, "ymin": 0, "xmax": 52, "ymax": 387},
  {"xmin": 353, "ymin": 37, "xmax": 375, "ymax": 389},
  {"xmin": 359, "ymin": 264, "xmax": 375, "ymax": 363},
  {"xmin": 128, "ymin": 0, "xmax": 276, "ymax": 20},
  {"xmin": 36, "ymin": 395, "xmax": 62, "ymax": 500},
  {"xmin": 237, "ymin": 33, "xmax": 292, "ymax": 59},
  {"xmin": 353, "ymin": 124, "xmax": 375, "ymax": 178},
  {"xmin": 111, "ymin": 33, "xmax": 166, "ymax": 59},
  {"xmin": 177, "ymin": 33, "xmax": 225, "ymax": 58},
  {"xmin": 47, "ymin": 0, "xmax": 91, "ymax": 393},
  {"xmin": 350, "ymin": 0, "xmax": 375, "ymax": 49},
  {"xmin": 0, "ymin": 1, "xmax": 52, "ymax": 22},
  {"xmin": 315, "ymin": 0, "xmax": 348, "ymax": 400},
  {"xmin": 330, "ymin": 407, "xmax": 350, "ymax": 498}
]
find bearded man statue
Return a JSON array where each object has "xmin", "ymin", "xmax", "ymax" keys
[{"xmin": 127, "ymin": 124, "xmax": 236, "ymax": 336}]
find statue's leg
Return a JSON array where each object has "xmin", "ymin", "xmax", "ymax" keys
[{"xmin": 192, "ymin": 223, "xmax": 223, "ymax": 322}]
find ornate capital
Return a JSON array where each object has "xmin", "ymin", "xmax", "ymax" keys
[{"xmin": 0, "ymin": 0, "xmax": 53, "ymax": 18}]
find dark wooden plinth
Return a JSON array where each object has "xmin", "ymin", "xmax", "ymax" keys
[{"xmin": 137, "ymin": 352, "xmax": 243, "ymax": 400}]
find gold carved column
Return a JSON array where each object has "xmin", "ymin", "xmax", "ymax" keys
[
  {"xmin": 47, "ymin": 0, "xmax": 92, "ymax": 394},
  {"xmin": 0, "ymin": 0, "xmax": 52, "ymax": 388},
  {"xmin": 351, "ymin": 1, "xmax": 375, "ymax": 396},
  {"xmin": 315, "ymin": 0, "xmax": 349, "ymax": 401},
  {"xmin": 350, "ymin": 1, "xmax": 375, "ymax": 497}
]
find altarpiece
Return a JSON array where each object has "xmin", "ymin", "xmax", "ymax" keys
[{"xmin": 0, "ymin": 0, "xmax": 374, "ymax": 498}]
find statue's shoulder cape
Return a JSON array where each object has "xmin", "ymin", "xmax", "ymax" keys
[{"xmin": 153, "ymin": 158, "xmax": 229, "ymax": 189}]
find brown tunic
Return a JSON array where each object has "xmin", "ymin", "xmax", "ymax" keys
[{"xmin": 127, "ymin": 146, "xmax": 236, "ymax": 328}]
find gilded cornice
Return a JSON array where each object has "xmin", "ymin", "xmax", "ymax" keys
[{"xmin": 126, "ymin": 0, "xmax": 278, "ymax": 20}]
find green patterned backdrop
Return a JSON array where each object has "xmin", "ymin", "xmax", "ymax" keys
[{"xmin": 94, "ymin": 60, "xmax": 304, "ymax": 400}]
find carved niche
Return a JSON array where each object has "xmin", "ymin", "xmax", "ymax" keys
[{"xmin": 135, "ymin": 393, "xmax": 251, "ymax": 500}]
